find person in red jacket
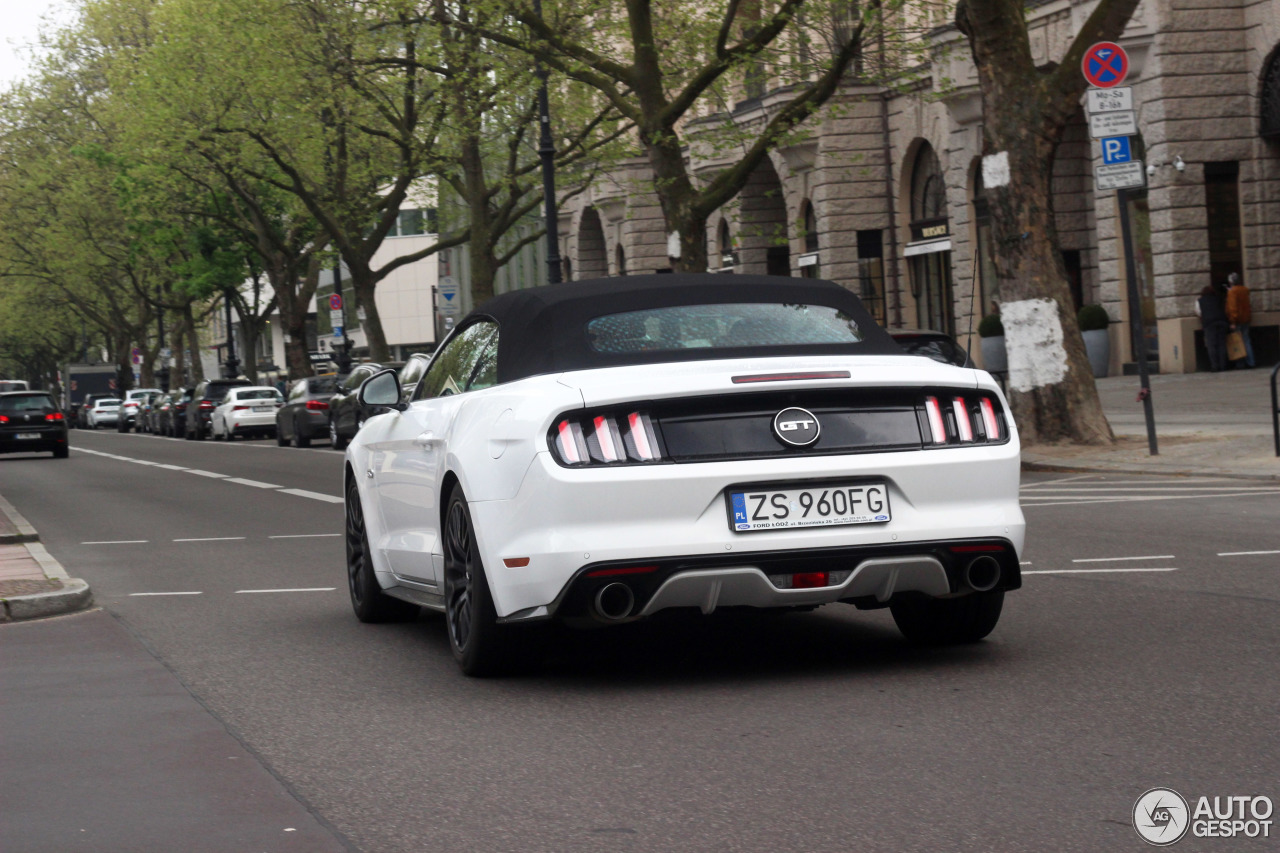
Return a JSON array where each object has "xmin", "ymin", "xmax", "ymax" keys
[{"xmin": 1225, "ymin": 273, "xmax": 1255, "ymax": 368}]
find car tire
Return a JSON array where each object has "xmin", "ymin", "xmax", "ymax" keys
[
  {"xmin": 346, "ymin": 476, "xmax": 418, "ymax": 624},
  {"xmin": 329, "ymin": 418, "xmax": 347, "ymax": 451},
  {"xmin": 890, "ymin": 590, "xmax": 1004, "ymax": 645},
  {"xmin": 52, "ymin": 446, "xmax": 69, "ymax": 459},
  {"xmin": 293, "ymin": 421, "xmax": 311, "ymax": 448},
  {"xmin": 276, "ymin": 425, "xmax": 289, "ymax": 447},
  {"xmin": 443, "ymin": 485, "xmax": 509, "ymax": 677}
]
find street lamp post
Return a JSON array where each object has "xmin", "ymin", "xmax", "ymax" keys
[
  {"xmin": 223, "ymin": 288, "xmax": 240, "ymax": 379},
  {"xmin": 533, "ymin": 0, "xmax": 562, "ymax": 285}
]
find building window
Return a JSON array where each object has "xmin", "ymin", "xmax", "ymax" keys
[
  {"xmin": 718, "ymin": 219, "xmax": 738, "ymax": 270},
  {"xmin": 799, "ymin": 201, "xmax": 820, "ymax": 278},
  {"xmin": 907, "ymin": 143, "xmax": 954, "ymax": 336},
  {"xmin": 616, "ymin": 244, "xmax": 627, "ymax": 276},
  {"xmin": 1262, "ymin": 48, "xmax": 1280, "ymax": 140},
  {"xmin": 393, "ymin": 208, "xmax": 438, "ymax": 237},
  {"xmin": 857, "ymin": 229, "xmax": 887, "ymax": 327}
]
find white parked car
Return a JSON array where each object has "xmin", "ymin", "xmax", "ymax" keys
[
  {"xmin": 211, "ymin": 386, "xmax": 284, "ymax": 440},
  {"xmin": 86, "ymin": 398, "xmax": 122, "ymax": 429},
  {"xmin": 118, "ymin": 388, "xmax": 162, "ymax": 433},
  {"xmin": 344, "ymin": 275, "xmax": 1026, "ymax": 675}
]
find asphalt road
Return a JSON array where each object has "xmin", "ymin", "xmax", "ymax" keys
[{"xmin": 3, "ymin": 428, "xmax": 1279, "ymax": 852}]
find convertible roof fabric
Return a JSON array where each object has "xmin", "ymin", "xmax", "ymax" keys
[{"xmin": 467, "ymin": 274, "xmax": 903, "ymax": 383}]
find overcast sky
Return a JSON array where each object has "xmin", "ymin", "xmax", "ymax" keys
[{"xmin": 0, "ymin": 1, "xmax": 70, "ymax": 86}]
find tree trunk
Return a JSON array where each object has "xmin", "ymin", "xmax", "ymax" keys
[
  {"xmin": 242, "ymin": 322, "xmax": 260, "ymax": 383},
  {"xmin": 182, "ymin": 304, "xmax": 205, "ymax": 383},
  {"xmin": 643, "ymin": 129, "xmax": 710, "ymax": 273},
  {"xmin": 172, "ymin": 323, "xmax": 187, "ymax": 389},
  {"xmin": 348, "ymin": 266, "xmax": 389, "ymax": 362}
]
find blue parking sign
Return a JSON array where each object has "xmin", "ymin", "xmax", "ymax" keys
[{"xmin": 1101, "ymin": 136, "xmax": 1132, "ymax": 165}]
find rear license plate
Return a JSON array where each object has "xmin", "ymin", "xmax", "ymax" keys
[
  {"xmin": 15, "ymin": 433, "xmax": 40, "ymax": 440},
  {"xmin": 252, "ymin": 406, "xmax": 271, "ymax": 413},
  {"xmin": 728, "ymin": 483, "xmax": 890, "ymax": 532}
]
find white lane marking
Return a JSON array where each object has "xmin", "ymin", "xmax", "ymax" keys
[
  {"xmin": 1023, "ymin": 568, "xmax": 1179, "ymax": 574},
  {"xmin": 81, "ymin": 540, "xmax": 149, "ymax": 545},
  {"xmin": 235, "ymin": 587, "xmax": 337, "ymax": 594},
  {"xmin": 1020, "ymin": 474, "xmax": 1099, "ymax": 489},
  {"xmin": 129, "ymin": 591, "xmax": 203, "ymax": 596},
  {"xmin": 278, "ymin": 488, "xmax": 343, "ymax": 504},
  {"xmin": 225, "ymin": 477, "xmax": 282, "ymax": 489},
  {"xmin": 1021, "ymin": 490, "xmax": 1280, "ymax": 508},
  {"xmin": 1072, "ymin": 555, "xmax": 1174, "ymax": 563},
  {"xmin": 269, "ymin": 533, "xmax": 341, "ymax": 539},
  {"xmin": 173, "ymin": 537, "xmax": 246, "ymax": 542},
  {"xmin": 156, "ymin": 463, "xmax": 187, "ymax": 471},
  {"xmin": 1020, "ymin": 561, "xmax": 1032, "ymax": 565},
  {"xmin": 185, "ymin": 469, "xmax": 228, "ymax": 478},
  {"xmin": 1218, "ymin": 550, "xmax": 1280, "ymax": 557}
]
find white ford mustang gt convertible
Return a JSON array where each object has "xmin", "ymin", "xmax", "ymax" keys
[{"xmin": 345, "ymin": 274, "xmax": 1025, "ymax": 675}]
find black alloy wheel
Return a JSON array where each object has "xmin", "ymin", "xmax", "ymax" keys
[
  {"xmin": 345, "ymin": 476, "xmax": 418, "ymax": 623},
  {"xmin": 890, "ymin": 590, "xmax": 1005, "ymax": 645},
  {"xmin": 442, "ymin": 486, "xmax": 508, "ymax": 676},
  {"xmin": 293, "ymin": 417, "xmax": 311, "ymax": 448}
]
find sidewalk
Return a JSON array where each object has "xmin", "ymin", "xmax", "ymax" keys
[
  {"xmin": 0, "ymin": 493, "xmax": 92, "ymax": 621},
  {"xmin": 1020, "ymin": 367, "xmax": 1280, "ymax": 479}
]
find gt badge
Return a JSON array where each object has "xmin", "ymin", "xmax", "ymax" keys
[{"xmin": 772, "ymin": 407, "xmax": 820, "ymax": 447}]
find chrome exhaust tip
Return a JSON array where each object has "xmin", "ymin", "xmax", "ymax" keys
[
  {"xmin": 593, "ymin": 582, "xmax": 635, "ymax": 622},
  {"xmin": 965, "ymin": 556, "xmax": 1002, "ymax": 592}
]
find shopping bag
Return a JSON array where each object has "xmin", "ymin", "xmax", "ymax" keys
[{"xmin": 1226, "ymin": 331, "xmax": 1247, "ymax": 361}]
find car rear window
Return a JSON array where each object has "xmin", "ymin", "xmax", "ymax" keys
[
  {"xmin": 97, "ymin": 399, "xmax": 121, "ymax": 407},
  {"xmin": 239, "ymin": 389, "xmax": 280, "ymax": 401},
  {"xmin": 585, "ymin": 303, "xmax": 863, "ymax": 354},
  {"xmin": 307, "ymin": 377, "xmax": 337, "ymax": 394},
  {"xmin": 0, "ymin": 394, "xmax": 57, "ymax": 412}
]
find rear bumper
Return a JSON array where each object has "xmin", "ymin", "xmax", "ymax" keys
[
  {"xmin": 465, "ymin": 443, "xmax": 1025, "ymax": 619},
  {"xmin": 0, "ymin": 428, "xmax": 68, "ymax": 453}
]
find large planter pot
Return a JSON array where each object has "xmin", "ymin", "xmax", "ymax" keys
[
  {"xmin": 980, "ymin": 335, "xmax": 1007, "ymax": 373},
  {"xmin": 1082, "ymin": 328, "xmax": 1110, "ymax": 378}
]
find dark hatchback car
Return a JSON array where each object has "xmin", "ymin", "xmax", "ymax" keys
[
  {"xmin": 0, "ymin": 391, "xmax": 69, "ymax": 458},
  {"xmin": 185, "ymin": 378, "xmax": 252, "ymax": 440},
  {"xmin": 328, "ymin": 362, "xmax": 401, "ymax": 451},
  {"xmin": 890, "ymin": 329, "xmax": 972, "ymax": 368},
  {"xmin": 276, "ymin": 375, "xmax": 339, "ymax": 448}
]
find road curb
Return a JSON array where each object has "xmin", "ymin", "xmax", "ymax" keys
[
  {"xmin": 0, "ymin": 494, "xmax": 94, "ymax": 623},
  {"xmin": 1021, "ymin": 458, "xmax": 1280, "ymax": 481}
]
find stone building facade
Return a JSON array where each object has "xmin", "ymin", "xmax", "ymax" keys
[{"xmin": 552, "ymin": 0, "xmax": 1280, "ymax": 374}]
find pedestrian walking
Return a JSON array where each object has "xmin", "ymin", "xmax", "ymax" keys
[
  {"xmin": 1196, "ymin": 284, "xmax": 1230, "ymax": 372},
  {"xmin": 1225, "ymin": 272, "xmax": 1255, "ymax": 368}
]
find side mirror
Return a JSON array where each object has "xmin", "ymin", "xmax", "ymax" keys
[{"xmin": 358, "ymin": 368, "xmax": 407, "ymax": 412}]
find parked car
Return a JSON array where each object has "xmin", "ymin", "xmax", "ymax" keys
[
  {"xmin": 211, "ymin": 386, "xmax": 283, "ymax": 440},
  {"xmin": 0, "ymin": 391, "xmax": 68, "ymax": 458},
  {"xmin": 276, "ymin": 374, "xmax": 339, "ymax": 448},
  {"xmin": 397, "ymin": 352, "xmax": 433, "ymax": 402},
  {"xmin": 161, "ymin": 387, "xmax": 194, "ymax": 437},
  {"xmin": 77, "ymin": 393, "xmax": 116, "ymax": 428},
  {"xmin": 327, "ymin": 362, "xmax": 401, "ymax": 451},
  {"xmin": 133, "ymin": 391, "xmax": 164, "ymax": 433},
  {"xmin": 86, "ymin": 398, "xmax": 122, "ymax": 429},
  {"xmin": 344, "ymin": 274, "xmax": 1024, "ymax": 676},
  {"xmin": 118, "ymin": 388, "xmax": 162, "ymax": 432},
  {"xmin": 0, "ymin": 380, "xmax": 30, "ymax": 394},
  {"xmin": 889, "ymin": 329, "xmax": 972, "ymax": 368},
  {"xmin": 185, "ymin": 378, "xmax": 252, "ymax": 440}
]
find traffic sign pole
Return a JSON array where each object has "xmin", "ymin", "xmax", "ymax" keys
[{"xmin": 1118, "ymin": 187, "xmax": 1157, "ymax": 455}]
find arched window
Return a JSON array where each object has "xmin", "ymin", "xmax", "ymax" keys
[
  {"xmin": 911, "ymin": 145, "xmax": 947, "ymax": 221},
  {"xmin": 1262, "ymin": 46, "xmax": 1280, "ymax": 140}
]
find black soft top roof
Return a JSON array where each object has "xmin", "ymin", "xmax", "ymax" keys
[{"xmin": 466, "ymin": 274, "xmax": 901, "ymax": 383}]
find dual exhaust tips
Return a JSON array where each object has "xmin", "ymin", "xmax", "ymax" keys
[{"xmin": 590, "ymin": 556, "xmax": 1002, "ymax": 622}]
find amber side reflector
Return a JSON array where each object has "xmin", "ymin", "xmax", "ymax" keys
[
  {"xmin": 732, "ymin": 371, "xmax": 851, "ymax": 384},
  {"xmin": 502, "ymin": 558, "xmax": 531, "ymax": 568}
]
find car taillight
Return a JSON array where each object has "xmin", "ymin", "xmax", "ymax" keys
[
  {"xmin": 550, "ymin": 411, "xmax": 663, "ymax": 467},
  {"xmin": 0, "ymin": 415, "xmax": 7, "ymax": 423},
  {"xmin": 305, "ymin": 400, "xmax": 329, "ymax": 411},
  {"xmin": 233, "ymin": 405, "xmax": 249, "ymax": 411},
  {"xmin": 45, "ymin": 412, "xmax": 64, "ymax": 422},
  {"xmin": 920, "ymin": 393, "xmax": 1006, "ymax": 445},
  {"xmin": 199, "ymin": 400, "xmax": 215, "ymax": 410}
]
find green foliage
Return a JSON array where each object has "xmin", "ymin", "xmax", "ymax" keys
[
  {"xmin": 1077, "ymin": 304, "xmax": 1110, "ymax": 332},
  {"xmin": 977, "ymin": 313, "xmax": 1004, "ymax": 338}
]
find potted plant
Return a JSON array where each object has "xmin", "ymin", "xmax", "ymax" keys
[
  {"xmin": 1077, "ymin": 304, "xmax": 1111, "ymax": 378},
  {"xmin": 978, "ymin": 313, "xmax": 1007, "ymax": 373}
]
